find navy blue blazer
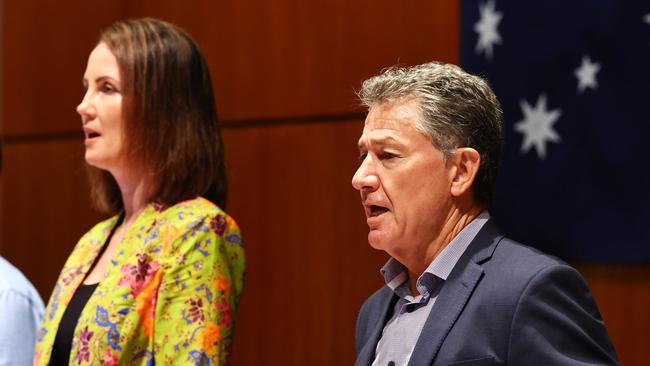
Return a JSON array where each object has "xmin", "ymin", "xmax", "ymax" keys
[{"xmin": 355, "ymin": 220, "xmax": 619, "ymax": 366}]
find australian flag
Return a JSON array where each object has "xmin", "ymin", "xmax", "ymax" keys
[{"xmin": 461, "ymin": 1, "xmax": 650, "ymax": 262}]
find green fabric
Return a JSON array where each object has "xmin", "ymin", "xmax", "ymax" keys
[{"xmin": 35, "ymin": 197, "xmax": 245, "ymax": 365}]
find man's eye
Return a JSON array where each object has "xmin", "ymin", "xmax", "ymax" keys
[
  {"xmin": 358, "ymin": 153, "xmax": 368, "ymax": 162},
  {"xmin": 379, "ymin": 152, "xmax": 396, "ymax": 160}
]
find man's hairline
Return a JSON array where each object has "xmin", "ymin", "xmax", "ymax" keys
[{"xmin": 364, "ymin": 94, "xmax": 457, "ymax": 162}]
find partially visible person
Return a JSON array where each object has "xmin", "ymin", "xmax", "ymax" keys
[
  {"xmin": 0, "ymin": 256, "xmax": 44, "ymax": 366},
  {"xmin": 34, "ymin": 18, "xmax": 245, "ymax": 366},
  {"xmin": 0, "ymin": 142, "xmax": 45, "ymax": 366},
  {"xmin": 352, "ymin": 61, "xmax": 618, "ymax": 365}
]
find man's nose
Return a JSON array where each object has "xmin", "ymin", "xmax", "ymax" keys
[{"xmin": 352, "ymin": 156, "xmax": 379, "ymax": 192}]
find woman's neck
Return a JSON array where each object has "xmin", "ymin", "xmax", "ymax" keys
[{"xmin": 113, "ymin": 169, "xmax": 150, "ymax": 227}]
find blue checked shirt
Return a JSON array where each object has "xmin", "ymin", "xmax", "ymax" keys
[{"xmin": 372, "ymin": 212, "xmax": 490, "ymax": 366}]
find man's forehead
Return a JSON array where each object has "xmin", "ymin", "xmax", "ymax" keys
[
  {"xmin": 358, "ymin": 105, "xmax": 422, "ymax": 147},
  {"xmin": 364, "ymin": 99, "xmax": 421, "ymax": 130},
  {"xmin": 357, "ymin": 125, "xmax": 428, "ymax": 152}
]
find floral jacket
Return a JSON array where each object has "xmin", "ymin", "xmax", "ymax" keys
[{"xmin": 34, "ymin": 197, "xmax": 245, "ymax": 366}]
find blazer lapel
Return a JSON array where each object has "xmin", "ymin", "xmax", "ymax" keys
[
  {"xmin": 407, "ymin": 220, "xmax": 503, "ymax": 366},
  {"xmin": 63, "ymin": 215, "xmax": 123, "ymax": 296},
  {"xmin": 407, "ymin": 260, "xmax": 483, "ymax": 366},
  {"xmin": 356, "ymin": 288, "xmax": 398, "ymax": 366}
]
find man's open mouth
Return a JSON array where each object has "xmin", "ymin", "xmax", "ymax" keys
[{"xmin": 369, "ymin": 205, "xmax": 389, "ymax": 217}]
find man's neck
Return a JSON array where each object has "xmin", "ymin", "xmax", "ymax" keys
[{"xmin": 406, "ymin": 205, "xmax": 485, "ymax": 295}]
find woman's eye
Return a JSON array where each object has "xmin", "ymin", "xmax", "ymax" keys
[
  {"xmin": 379, "ymin": 152, "xmax": 396, "ymax": 160},
  {"xmin": 101, "ymin": 83, "xmax": 116, "ymax": 93}
]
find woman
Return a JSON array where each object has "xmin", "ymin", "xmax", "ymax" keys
[{"xmin": 34, "ymin": 18, "xmax": 245, "ymax": 366}]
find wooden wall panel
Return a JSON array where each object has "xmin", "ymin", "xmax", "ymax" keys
[
  {"xmin": 223, "ymin": 120, "xmax": 388, "ymax": 364},
  {"xmin": 2, "ymin": 1, "xmax": 127, "ymax": 135},
  {"xmin": 128, "ymin": 0, "xmax": 459, "ymax": 121},
  {"xmin": 0, "ymin": 140, "xmax": 103, "ymax": 297},
  {"xmin": 1, "ymin": 0, "xmax": 649, "ymax": 365}
]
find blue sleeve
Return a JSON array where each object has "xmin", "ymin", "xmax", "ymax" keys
[{"xmin": 0, "ymin": 289, "xmax": 44, "ymax": 366}]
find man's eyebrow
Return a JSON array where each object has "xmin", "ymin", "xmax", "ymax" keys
[{"xmin": 362, "ymin": 134, "xmax": 403, "ymax": 148}]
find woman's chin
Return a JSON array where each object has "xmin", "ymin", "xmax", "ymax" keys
[
  {"xmin": 84, "ymin": 152, "xmax": 120, "ymax": 171},
  {"xmin": 84, "ymin": 155, "xmax": 102, "ymax": 169}
]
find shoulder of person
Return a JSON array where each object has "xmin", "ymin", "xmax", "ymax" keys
[
  {"xmin": 481, "ymin": 236, "xmax": 585, "ymax": 295},
  {"xmin": 159, "ymin": 197, "xmax": 235, "ymax": 224},
  {"xmin": 82, "ymin": 214, "xmax": 122, "ymax": 240},
  {"xmin": 153, "ymin": 197, "xmax": 242, "ymax": 249},
  {"xmin": 0, "ymin": 256, "xmax": 42, "ymax": 305},
  {"xmin": 492, "ymin": 237, "xmax": 566, "ymax": 268}
]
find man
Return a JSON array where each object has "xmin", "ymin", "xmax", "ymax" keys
[
  {"xmin": 352, "ymin": 62, "xmax": 618, "ymax": 365},
  {"xmin": 0, "ymin": 143, "xmax": 44, "ymax": 365}
]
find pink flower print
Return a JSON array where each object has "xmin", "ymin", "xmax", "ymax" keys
[
  {"xmin": 216, "ymin": 298, "xmax": 232, "ymax": 329},
  {"xmin": 209, "ymin": 214, "xmax": 227, "ymax": 236},
  {"xmin": 74, "ymin": 326, "xmax": 94, "ymax": 364},
  {"xmin": 103, "ymin": 348, "xmax": 119, "ymax": 366},
  {"xmin": 118, "ymin": 253, "xmax": 161, "ymax": 298},
  {"xmin": 186, "ymin": 298, "xmax": 205, "ymax": 323}
]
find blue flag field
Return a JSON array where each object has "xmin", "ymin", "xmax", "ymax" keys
[{"xmin": 461, "ymin": 1, "xmax": 650, "ymax": 262}]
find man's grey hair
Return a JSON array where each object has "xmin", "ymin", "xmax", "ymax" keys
[{"xmin": 358, "ymin": 61, "xmax": 503, "ymax": 205}]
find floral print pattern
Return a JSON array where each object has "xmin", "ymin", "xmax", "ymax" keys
[
  {"xmin": 73, "ymin": 327, "xmax": 93, "ymax": 364},
  {"xmin": 185, "ymin": 297, "xmax": 206, "ymax": 324},
  {"xmin": 118, "ymin": 253, "xmax": 161, "ymax": 298},
  {"xmin": 34, "ymin": 197, "xmax": 245, "ymax": 366},
  {"xmin": 102, "ymin": 349, "xmax": 119, "ymax": 366}
]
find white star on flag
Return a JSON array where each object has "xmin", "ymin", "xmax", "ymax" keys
[
  {"xmin": 474, "ymin": 0, "xmax": 503, "ymax": 60},
  {"xmin": 574, "ymin": 56, "xmax": 601, "ymax": 93},
  {"xmin": 515, "ymin": 94, "xmax": 562, "ymax": 159}
]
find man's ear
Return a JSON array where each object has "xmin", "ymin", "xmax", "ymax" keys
[{"xmin": 449, "ymin": 148, "xmax": 481, "ymax": 197}]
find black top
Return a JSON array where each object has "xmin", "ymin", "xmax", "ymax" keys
[
  {"xmin": 48, "ymin": 214, "xmax": 122, "ymax": 366},
  {"xmin": 48, "ymin": 283, "xmax": 98, "ymax": 365}
]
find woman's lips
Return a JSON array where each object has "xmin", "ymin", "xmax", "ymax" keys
[{"xmin": 83, "ymin": 127, "xmax": 101, "ymax": 141}]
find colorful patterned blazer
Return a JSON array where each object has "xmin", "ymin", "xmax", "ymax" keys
[{"xmin": 34, "ymin": 197, "xmax": 245, "ymax": 366}]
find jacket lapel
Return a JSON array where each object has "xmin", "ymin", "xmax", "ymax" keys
[
  {"xmin": 407, "ymin": 220, "xmax": 503, "ymax": 366},
  {"xmin": 356, "ymin": 288, "xmax": 398, "ymax": 366},
  {"xmin": 62, "ymin": 216, "xmax": 123, "ymax": 300}
]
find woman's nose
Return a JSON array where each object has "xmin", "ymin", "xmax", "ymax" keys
[{"xmin": 76, "ymin": 91, "xmax": 94, "ymax": 122}]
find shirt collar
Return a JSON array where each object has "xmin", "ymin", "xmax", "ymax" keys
[{"xmin": 380, "ymin": 211, "xmax": 490, "ymax": 298}]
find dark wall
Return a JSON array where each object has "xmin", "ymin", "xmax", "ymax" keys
[{"xmin": 1, "ymin": 1, "xmax": 647, "ymax": 364}]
